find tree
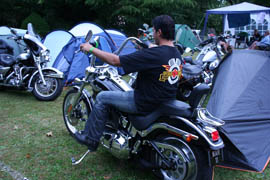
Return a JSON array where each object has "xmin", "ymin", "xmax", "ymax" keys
[
  {"xmin": 83, "ymin": 0, "xmax": 195, "ymax": 35},
  {"xmin": 1, "ymin": 0, "xmax": 268, "ymax": 37}
]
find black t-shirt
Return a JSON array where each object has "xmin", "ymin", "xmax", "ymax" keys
[{"xmin": 120, "ymin": 45, "xmax": 183, "ymax": 113}]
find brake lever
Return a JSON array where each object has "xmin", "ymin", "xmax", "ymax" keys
[{"xmin": 75, "ymin": 49, "xmax": 81, "ymax": 54}]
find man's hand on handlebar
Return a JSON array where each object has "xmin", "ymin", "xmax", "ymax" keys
[{"xmin": 80, "ymin": 43, "xmax": 93, "ymax": 53}]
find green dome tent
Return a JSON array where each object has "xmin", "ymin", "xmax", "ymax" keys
[
  {"xmin": 145, "ymin": 24, "xmax": 200, "ymax": 49},
  {"xmin": 175, "ymin": 24, "xmax": 200, "ymax": 49}
]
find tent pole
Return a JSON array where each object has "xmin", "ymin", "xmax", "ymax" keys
[
  {"xmin": 222, "ymin": 14, "xmax": 225, "ymax": 34},
  {"xmin": 202, "ymin": 13, "xmax": 209, "ymax": 40}
]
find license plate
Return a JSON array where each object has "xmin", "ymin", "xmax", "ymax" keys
[
  {"xmin": 210, "ymin": 149, "xmax": 223, "ymax": 165},
  {"xmin": 212, "ymin": 150, "xmax": 220, "ymax": 157}
]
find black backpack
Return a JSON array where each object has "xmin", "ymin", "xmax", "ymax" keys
[{"xmin": 0, "ymin": 39, "xmax": 13, "ymax": 55}]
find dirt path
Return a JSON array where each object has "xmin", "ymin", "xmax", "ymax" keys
[{"xmin": 0, "ymin": 161, "xmax": 29, "ymax": 180}]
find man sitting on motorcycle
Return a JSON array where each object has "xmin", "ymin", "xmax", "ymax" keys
[{"xmin": 76, "ymin": 15, "xmax": 183, "ymax": 151}]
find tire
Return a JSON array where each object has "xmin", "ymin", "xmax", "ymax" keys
[
  {"xmin": 63, "ymin": 88, "xmax": 92, "ymax": 136},
  {"xmin": 191, "ymin": 145, "xmax": 213, "ymax": 180},
  {"xmin": 152, "ymin": 136, "xmax": 213, "ymax": 180},
  {"xmin": 32, "ymin": 73, "xmax": 63, "ymax": 101}
]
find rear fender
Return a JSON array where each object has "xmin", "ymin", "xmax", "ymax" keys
[
  {"xmin": 170, "ymin": 116, "xmax": 224, "ymax": 150},
  {"xmin": 140, "ymin": 116, "xmax": 224, "ymax": 151}
]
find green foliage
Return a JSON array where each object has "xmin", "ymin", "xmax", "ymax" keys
[
  {"xmin": 0, "ymin": 0, "xmax": 269, "ymax": 37},
  {"xmin": 21, "ymin": 12, "xmax": 50, "ymax": 37},
  {"xmin": 83, "ymin": 0, "xmax": 195, "ymax": 35},
  {"xmin": 237, "ymin": 31, "xmax": 249, "ymax": 37}
]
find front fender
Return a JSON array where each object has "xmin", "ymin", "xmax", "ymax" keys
[
  {"xmin": 42, "ymin": 67, "xmax": 64, "ymax": 78},
  {"xmin": 72, "ymin": 85, "xmax": 94, "ymax": 109},
  {"xmin": 28, "ymin": 67, "xmax": 64, "ymax": 89}
]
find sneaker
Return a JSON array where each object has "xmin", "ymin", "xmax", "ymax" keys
[{"xmin": 74, "ymin": 132, "xmax": 99, "ymax": 151}]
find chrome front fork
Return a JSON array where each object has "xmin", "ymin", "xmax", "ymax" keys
[
  {"xmin": 35, "ymin": 57, "xmax": 47, "ymax": 86},
  {"xmin": 69, "ymin": 77, "xmax": 89, "ymax": 111}
]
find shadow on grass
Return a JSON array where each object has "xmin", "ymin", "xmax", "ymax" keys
[
  {"xmin": 0, "ymin": 88, "xmax": 34, "ymax": 100},
  {"xmin": 0, "ymin": 171, "xmax": 13, "ymax": 180}
]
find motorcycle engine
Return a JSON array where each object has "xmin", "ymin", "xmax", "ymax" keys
[{"xmin": 100, "ymin": 130, "xmax": 131, "ymax": 159}]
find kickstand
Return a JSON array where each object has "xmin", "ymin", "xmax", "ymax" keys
[{"xmin": 71, "ymin": 149, "xmax": 90, "ymax": 165}]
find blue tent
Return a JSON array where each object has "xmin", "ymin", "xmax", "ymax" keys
[
  {"xmin": 202, "ymin": 2, "xmax": 270, "ymax": 37},
  {"xmin": 49, "ymin": 22, "xmax": 136, "ymax": 84},
  {"xmin": 43, "ymin": 30, "xmax": 74, "ymax": 67},
  {"xmin": 105, "ymin": 29, "xmax": 137, "ymax": 55}
]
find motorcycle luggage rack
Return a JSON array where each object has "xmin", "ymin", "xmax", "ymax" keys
[{"xmin": 195, "ymin": 108, "xmax": 225, "ymax": 127}]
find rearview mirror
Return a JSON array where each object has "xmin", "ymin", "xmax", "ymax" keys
[
  {"xmin": 143, "ymin": 23, "xmax": 149, "ymax": 30},
  {"xmin": 27, "ymin": 23, "xmax": 35, "ymax": 36},
  {"xmin": 185, "ymin": 47, "xmax": 192, "ymax": 53},
  {"xmin": 85, "ymin": 30, "xmax": 93, "ymax": 43}
]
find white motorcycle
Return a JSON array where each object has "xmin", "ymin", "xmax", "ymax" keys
[{"xmin": 0, "ymin": 23, "xmax": 63, "ymax": 101}]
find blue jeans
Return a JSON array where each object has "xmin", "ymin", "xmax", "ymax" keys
[{"xmin": 84, "ymin": 91, "xmax": 138, "ymax": 142}]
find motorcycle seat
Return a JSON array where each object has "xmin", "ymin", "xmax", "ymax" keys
[
  {"xmin": 129, "ymin": 100, "xmax": 192, "ymax": 131},
  {"xmin": 182, "ymin": 64, "xmax": 202, "ymax": 76},
  {"xmin": 183, "ymin": 56, "xmax": 196, "ymax": 65},
  {"xmin": 0, "ymin": 54, "xmax": 16, "ymax": 66}
]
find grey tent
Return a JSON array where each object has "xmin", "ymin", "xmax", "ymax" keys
[{"xmin": 207, "ymin": 50, "xmax": 270, "ymax": 172}]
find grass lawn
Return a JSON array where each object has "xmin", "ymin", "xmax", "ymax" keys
[{"xmin": 0, "ymin": 88, "xmax": 269, "ymax": 180}]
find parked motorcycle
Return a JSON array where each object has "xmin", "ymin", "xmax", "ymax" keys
[
  {"xmin": 190, "ymin": 36, "xmax": 225, "ymax": 84},
  {"xmin": 62, "ymin": 31, "xmax": 225, "ymax": 180},
  {"xmin": 0, "ymin": 23, "xmax": 63, "ymax": 101},
  {"xmin": 176, "ymin": 35, "xmax": 229, "ymax": 101}
]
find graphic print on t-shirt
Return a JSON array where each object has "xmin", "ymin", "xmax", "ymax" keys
[{"xmin": 159, "ymin": 58, "xmax": 182, "ymax": 84}]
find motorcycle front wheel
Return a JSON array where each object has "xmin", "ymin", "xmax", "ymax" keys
[
  {"xmin": 63, "ymin": 88, "xmax": 92, "ymax": 136},
  {"xmin": 32, "ymin": 74, "xmax": 63, "ymax": 101}
]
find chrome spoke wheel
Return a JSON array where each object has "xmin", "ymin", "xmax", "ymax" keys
[
  {"xmin": 63, "ymin": 89, "xmax": 91, "ymax": 135},
  {"xmin": 34, "ymin": 77, "xmax": 58, "ymax": 97},
  {"xmin": 154, "ymin": 137, "xmax": 197, "ymax": 180}
]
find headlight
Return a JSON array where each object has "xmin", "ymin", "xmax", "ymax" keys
[{"xmin": 41, "ymin": 50, "xmax": 50, "ymax": 62}]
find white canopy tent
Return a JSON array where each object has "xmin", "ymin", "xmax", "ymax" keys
[{"xmin": 202, "ymin": 2, "xmax": 270, "ymax": 37}]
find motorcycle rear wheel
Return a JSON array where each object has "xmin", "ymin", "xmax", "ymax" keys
[
  {"xmin": 63, "ymin": 89, "xmax": 92, "ymax": 136},
  {"xmin": 153, "ymin": 136, "xmax": 212, "ymax": 180},
  {"xmin": 32, "ymin": 74, "xmax": 63, "ymax": 101}
]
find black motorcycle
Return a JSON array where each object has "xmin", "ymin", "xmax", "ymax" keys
[
  {"xmin": 0, "ymin": 23, "xmax": 63, "ymax": 101},
  {"xmin": 62, "ymin": 31, "xmax": 225, "ymax": 180}
]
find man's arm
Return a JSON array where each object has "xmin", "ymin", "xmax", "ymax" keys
[{"xmin": 80, "ymin": 42, "xmax": 121, "ymax": 67}]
